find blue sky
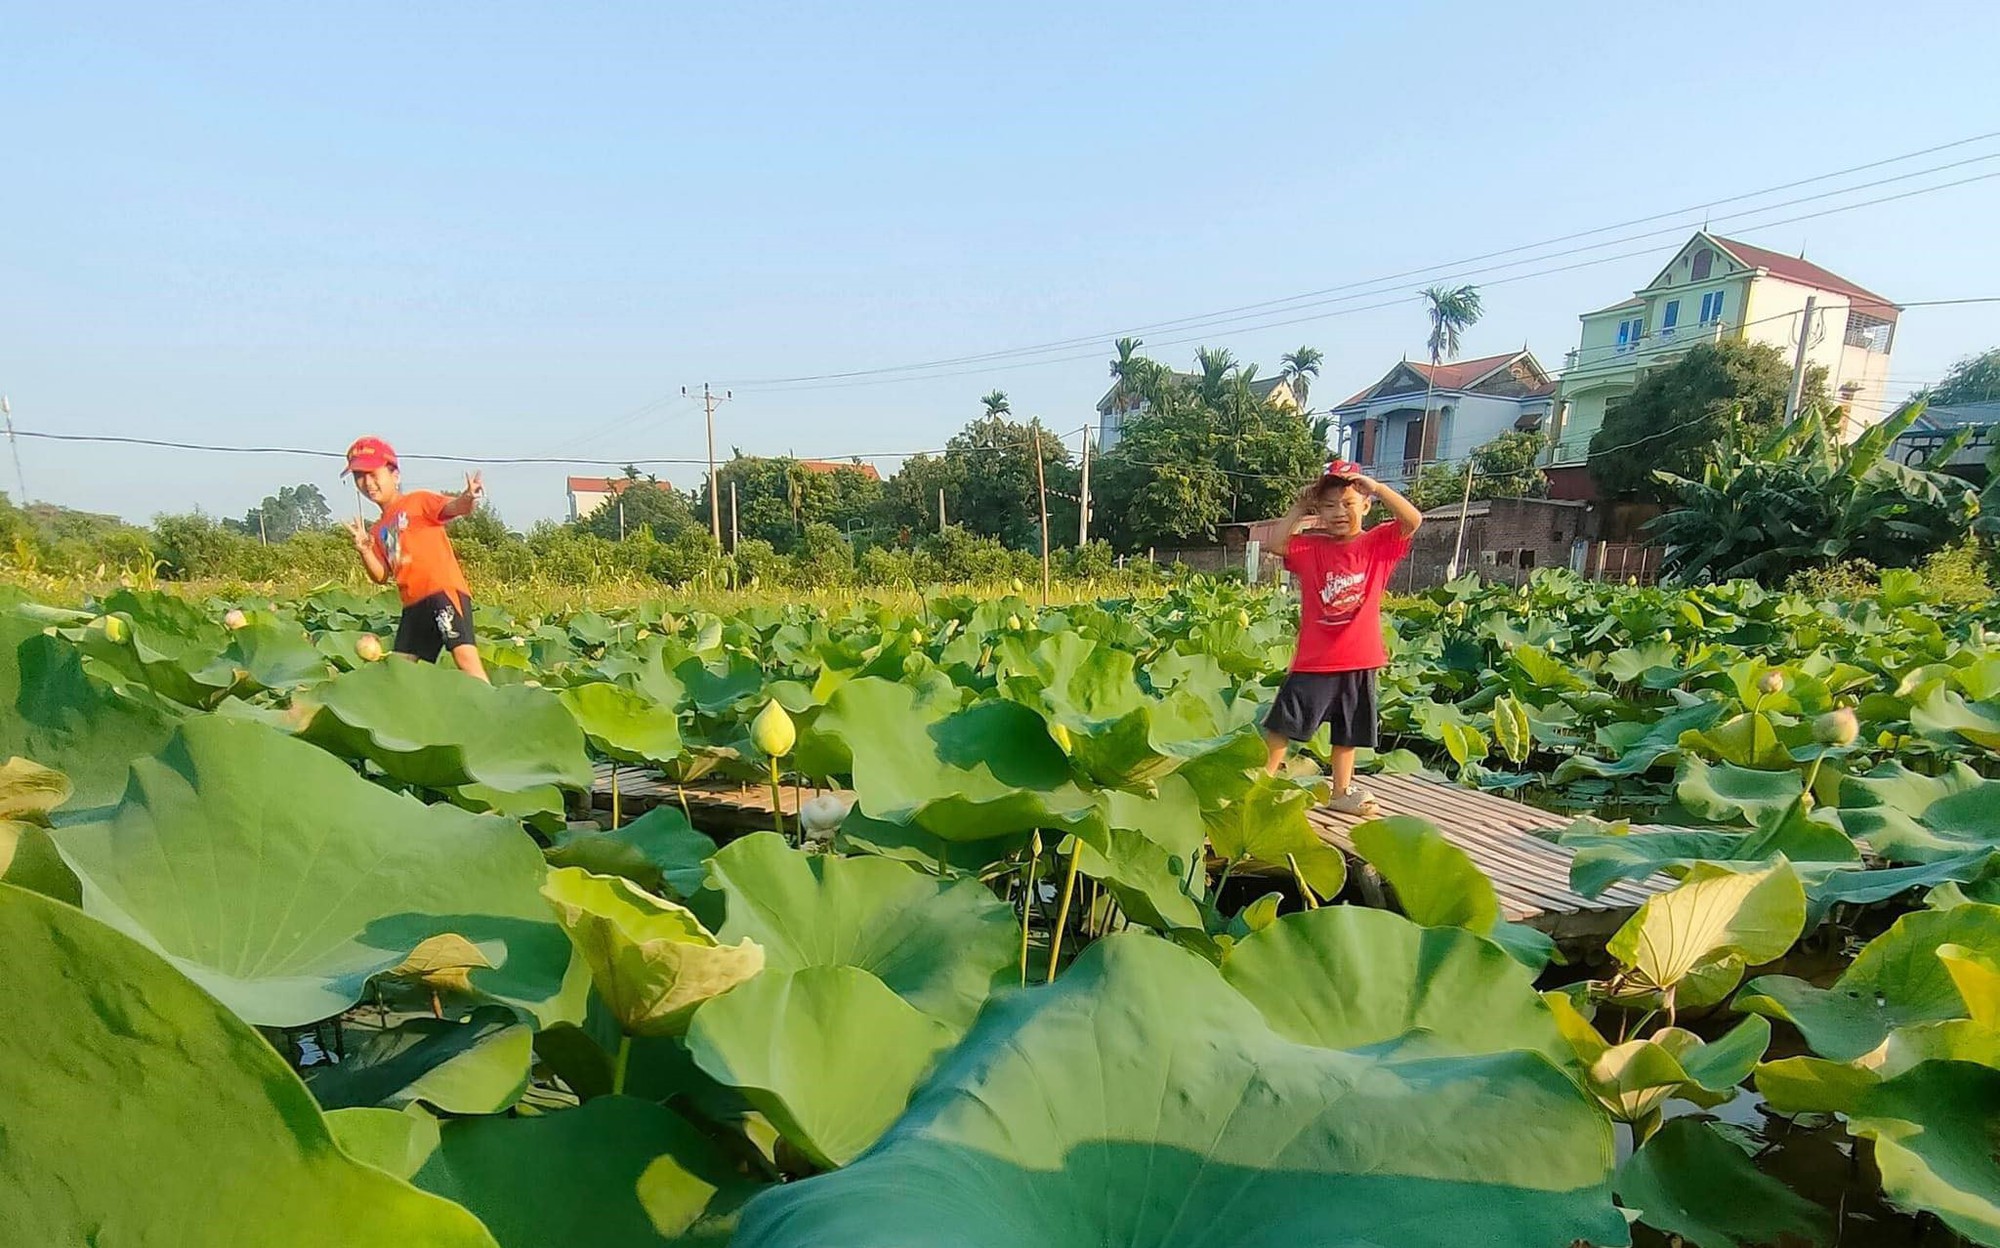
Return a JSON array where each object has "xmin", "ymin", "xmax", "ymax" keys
[{"xmin": 5, "ymin": 1, "xmax": 1999, "ymax": 526}]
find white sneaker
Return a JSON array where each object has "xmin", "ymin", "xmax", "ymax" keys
[{"xmin": 1326, "ymin": 785, "xmax": 1379, "ymax": 816}]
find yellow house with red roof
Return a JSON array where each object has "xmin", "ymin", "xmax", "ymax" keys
[{"xmin": 1547, "ymin": 231, "xmax": 1899, "ymax": 497}]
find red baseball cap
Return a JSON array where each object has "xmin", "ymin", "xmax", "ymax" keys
[
  {"xmin": 346, "ymin": 436, "xmax": 397, "ymax": 473},
  {"xmin": 1322, "ymin": 458, "xmax": 1364, "ymax": 479}
]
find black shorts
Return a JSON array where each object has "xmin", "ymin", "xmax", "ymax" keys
[
  {"xmin": 394, "ymin": 591, "xmax": 477, "ymax": 663},
  {"xmin": 1264, "ymin": 668, "xmax": 1378, "ymax": 747}
]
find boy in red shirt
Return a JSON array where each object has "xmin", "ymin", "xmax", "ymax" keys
[
  {"xmin": 342, "ymin": 436, "xmax": 490, "ymax": 683},
  {"xmin": 1263, "ymin": 459, "xmax": 1422, "ymax": 814}
]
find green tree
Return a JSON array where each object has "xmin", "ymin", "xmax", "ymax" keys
[
  {"xmin": 233, "ymin": 484, "xmax": 333, "ymax": 542},
  {"xmin": 700, "ymin": 455, "xmax": 884, "ymax": 553},
  {"xmin": 574, "ymin": 471, "xmax": 699, "ymax": 542},
  {"xmin": 1421, "ymin": 286, "xmax": 1484, "ymax": 368},
  {"xmin": 1651, "ymin": 406, "xmax": 1977, "ymax": 584},
  {"xmin": 980, "ymin": 390, "xmax": 1011, "ymax": 419},
  {"xmin": 1589, "ymin": 339, "xmax": 1828, "ymax": 501},
  {"xmin": 939, "ymin": 414, "xmax": 1077, "ymax": 550},
  {"xmin": 1909, "ymin": 347, "xmax": 2000, "ymax": 408},
  {"xmin": 1406, "ymin": 431, "xmax": 1550, "ymax": 511},
  {"xmin": 874, "ymin": 451, "xmax": 963, "ymax": 540},
  {"xmin": 1279, "ymin": 347, "xmax": 1323, "ymax": 410}
]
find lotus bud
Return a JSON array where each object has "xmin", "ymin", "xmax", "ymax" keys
[
  {"xmin": 523, "ymin": 679, "xmax": 542, "ymax": 688},
  {"xmin": 799, "ymin": 794, "xmax": 849, "ymax": 842},
  {"xmin": 355, "ymin": 633, "xmax": 384, "ymax": 662},
  {"xmin": 1814, "ymin": 707, "xmax": 1859, "ymax": 747},
  {"xmin": 1050, "ymin": 721, "xmax": 1072, "ymax": 754},
  {"xmin": 98, "ymin": 614, "xmax": 129, "ymax": 645},
  {"xmin": 1758, "ymin": 670, "xmax": 1784, "ymax": 695},
  {"xmin": 1235, "ymin": 609, "xmax": 1251, "ymax": 628},
  {"xmin": 223, "ymin": 608, "xmax": 248, "ymax": 631},
  {"xmin": 908, "ymin": 629, "xmax": 923, "ymax": 646},
  {"xmin": 1011, "ymin": 578, "xmax": 1025, "ymax": 593},
  {"xmin": 750, "ymin": 699, "xmax": 796, "ymax": 758},
  {"xmin": 1007, "ymin": 614, "xmax": 1022, "ymax": 631}
]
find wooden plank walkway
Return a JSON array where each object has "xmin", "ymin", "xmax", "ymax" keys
[{"xmin": 589, "ymin": 761, "xmax": 1666, "ymax": 936}]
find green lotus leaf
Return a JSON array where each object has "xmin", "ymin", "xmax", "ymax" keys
[
  {"xmin": 1615, "ymin": 1117, "xmax": 1832, "ymax": 1248},
  {"xmin": 1841, "ymin": 761, "xmax": 2000, "ymax": 863},
  {"xmin": 1738, "ymin": 904, "xmax": 2000, "ymax": 1061},
  {"xmin": 1753, "ymin": 1055, "xmax": 1881, "ymax": 1115},
  {"xmin": 1911, "ymin": 685, "xmax": 2000, "ymax": 752},
  {"xmin": 833, "ymin": 806, "xmax": 1024, "ymax": 875},
  {"xmin": 809, "ymin": 675, "xmax": 1105, "ymax": 848},
  {"xmin": 541, "ymin": 866, "xmax": 764, "ymax": 1037},
  {"xmin": 69, "ymin": 589, "xmax": 244, "ymax": 707},
  {"xmin": 1221, "ymin": 906, "xmax": 1571, "ymax": 1065},
  {"xmin": 325, "ymin": 1104, "xmax": 443, "ymax": 1182},
  {"xmin": 0, "ymin": 817, "xmax": 80, "ymax": 902},
  {"xmin": 1805, "ymin": 851, "xmax": 2000, "ymax": 921},
  {"xmin": 0, "ymin": 883, "xmax": 499, "ymax": 1247},
  {"xmin": 55, "ymin": 716, "xmax": 575, "ymax": 1027},
  {"xmin": 561, "ymin": 679, "xmax": 684, "ymax": 766},
  {"xmin": 546, "ymin": 804, "xmax": 718, "ymax": 901},
  {"xmin": 1202, "ymin": 773, "xmax": 1347, "ymax": 899},
  {"xmin": 1681, "ymin": 710, "xmax": 1796, "ymax": 770},
  {"xmin": 406, "ymin": 1094, "xmax": 751, "ymax": 1246},
  {"xmin": 226, "ymin": 611, "xmax": 333, "ymax": 692},
  {"xmin": 1607, "ymin": 861, "xmax": 1805, "ymax": 997},
  {"xmin": 0, "ymin": 610, "xmax": 181, "ymax": 811},
  {"xmin": 303, "ymin": 659, "xmax": 592, "ymax": 795},
  {"xmin": 1349, "ymin": 815, "xmax": 1553, "ymax": 971},
  {"xmin": 1551, "ymin": 702, "xmax": 1722, "ymax": 782},
  {"xmin": 686, "ymin": 965, "xmax": 956, "ymax": 1169},
  {"xmin": 1847, "ymin": 1061, "xmax": 2000, "ymax": 1244},
  {"xmin": 732, "ymin": 931, "xmax": 1624, "ymax": 1248},
  {"xmin": 305, "ymin": 1007, "xmax": 533, "ymax": 1115},
  {"xmin": 708, "ymin": 832, "xmax": 1016, "ymax": 1033},
  {"xmin": 1074, "ymin": 777, "xmax": 1210, "ymax": 932},
  {"xmin": 1676, "ymin": 756, "xmax": 1805, "ymax": 828}
]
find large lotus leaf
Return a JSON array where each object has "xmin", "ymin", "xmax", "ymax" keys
[
  {"xmin": 1676, "ymin": 756, "xmax": 1805, "ymax": 828},
  {"xmin": 0, "ymin": 611, "xmax": 180, "ymax": 811},
  {"xmin": 732, "ymin": 932, "xmax": 1624, "ymax": 1248},
  {"xmin": 1075, "ymin": 777, "xmax": 1210, "ymax": 933},
  {"xmin": 708, "ymin": 832, "xmax": 1016, "ymax": 1033},
  {"xmin": 1220, "ymin": 906, "xmax": 1571, "ymax": 1065},
  {"xmin": 833, "ymin": 806, "xmax": 1025, "ymax": 876},
  {"xmin": 0, "ymin": 817, "xmax": 79, "ymax": 902},
  {"xmin": 1550, "ymin": 701, "xmax": 1723, "ymax": 782},
  {"xmin": 1349, "ymin": 814, "xmax": 1553, "ymax": 971},
  {"xmin": 1805, "ymin": 851, "xmax": 2000, "ymax": 921},
  {"xmin": 541, "ymin": 867, "xmax": 764, "ymax": 1037},
  {"xmin": 305, "ymin": 1007, "xmax": 533, "ymax": 1115},
  {"xmin": 1911, "ymin": 686, "xmax": 2000, "ymax": 752},
  {"xmin": 809, "ymin": 676, "xmax": 1105, "ymax": 848},
  {"xmin": 405, "ymin": 1094, "xmax": 751, "ymax": 1246},
  {"xmin": 686, "ymin": 965, "xmax": 956, "ymax": 1169},
  {"xmin": 0, "ymin": 883, "xmax": 499, "ymax": 1247},
  {"xmin": 1680, "ymin": 710, "xmax": 1797, "ymax": 771},
  {"xmin": 1607, "ymin": 861, "xmax": 1806, "ymax": 996},
  {"xmin": 1592, "ymin": 1020, "xmax": 1770, "ymax": 1122},
  {"xmin": 1847, "ymin": 1061, "xmax": 2000, "ymax": 1245},
  {"xmin": 303, "ymin": 658, "xmax": 592, "ymax": 795},
  {"xmin": 560, "ymin": 680, "xmax": 684, "ymax": 766},
  {"xmin": 226, "ymin": 611, "xmax": 333, "ymax": 692},
  {"xmin": 1615, "ymin": 1117, "xmax": 1833, "ymax": 1248},
  {"xmin": 545, "ymin": 804, "xmax": 718, "ymax": 901},
  {"xmin": 54, "ymin": 716, "xmax": 574, "ymax": 1027},
  {"xmin": 1737, "ymin": 903, "xmax": 2000, "ymax": 1061},
  {"xmin": 1841, "ymin": 761, "xmax": 2000, "ymax": 864},
  {"xmin": 1202, "ymin": 773, "xmax": 1347, "ymax": 899},
  {"xmin": 325, "ymin": 1104, "xmax": 443, "ymax": 1182},
  {"xmin": 71, "ymin": 590, "xmax": 242, "ymax": 707}
]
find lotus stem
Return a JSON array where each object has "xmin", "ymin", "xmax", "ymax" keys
[
  {"xmin": 429, "ymin": 988, "xmax": 442, "ymax": 1020},
  {"xmin": 1801, "ymin": 750, "xmax": 1826, "ymax": 807},
  {"xmin": 767, "ymin": 756, "xmax": 785, "ymax": 840},
  {"xmin": 1211, "ymin": 856, "xmax": 1240, "ymax": 922},
  {"xmin": 1045, "ymin": 843, "xmax": 1082, "ymax": 982},
  {"xmin": 613, "ymin": 1033, "xmax": 632, "ymax": 1096},
  {"xmin": 611, "ymin": 764, "xmax": 621, "ymax": 829},
  {"xmin": 1019, "ymin": 838, "xmax": 1041, "ymax": 987},
  {"xmin": 1285, "ymin": 853, "xmax": 1320, "ymax": 909},
  {"xmin": 676, "ymin": 783, "xmax": 692, "ymax": 824}
]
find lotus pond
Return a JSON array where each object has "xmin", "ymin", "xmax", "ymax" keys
[{"xmin": 2, "ymin": 570, "xmax": 1999, "ymax": 1247}]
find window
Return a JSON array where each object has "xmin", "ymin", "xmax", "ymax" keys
[
  {"xmin": 1661, "ymin": 300, "xmax": 1680, "ymax": 332},
  {"xmin": 1699, "ymin": 291, "xmax": 1726, "ymax": 324},
  {"xmin": 1844, "ymin": 311, "xmax": 1894, "ymax": 353},
  {"xmin": 1691, "ymin": 248, "xmax": 1713, "ymax": 281},
  {"xmin": 1615, "ymin": 317, "xmax": 1644, "ymax": 352}
]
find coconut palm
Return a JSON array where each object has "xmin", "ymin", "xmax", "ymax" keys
[
  {"xmin": 980, "ymin": 390, "xmax": 1011, "ymax": 419},
  {"xmin": 1421, "ymin": 286, "xmax": 1484, "ymax": 368},
  {"xmin": 1279, "ymin": 347, "xmax": 1323, "ymax": 411}
]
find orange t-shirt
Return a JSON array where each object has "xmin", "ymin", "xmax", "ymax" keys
[{"xmin": 370, "ymin": 490, "xmax": 471, "ymax": 607}]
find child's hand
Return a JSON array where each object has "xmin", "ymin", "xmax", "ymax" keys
[
  {"xmin": 345, "ymin": 517, "xmax": 371, "ymax": 551},
  {"xmin": 1351, "ymin": 474, "xmax": 1380, "ymax": 497},
  {"xmin": 463, "ymin": 471, "xmax": 484, "ymax": 500}
]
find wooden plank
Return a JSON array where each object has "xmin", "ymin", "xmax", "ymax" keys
[{"xmin": 588, "ymin": 762, "xmax": 1670, "ymax": 926}]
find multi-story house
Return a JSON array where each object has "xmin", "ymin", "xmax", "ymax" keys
[
  {"xmin": 1327, "ymin": 350, "xmax": 1556, "ymax": 489},
  {"xmin": 1096, "ymin": 373, "xmax": 1300, "ymax": 451},
  {"xmin": 1547, "ymin": 231, "xmax": 1899, "ymax": 497}
]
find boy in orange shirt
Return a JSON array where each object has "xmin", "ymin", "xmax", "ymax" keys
[{"xmin": 342, "ymin": 436, "xmax": 490, "ymax": 682}]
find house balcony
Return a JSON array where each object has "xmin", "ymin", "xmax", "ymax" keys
[{"xmin": 1562, "ymin": 319, "xmax": 1727, "ymax": 380}]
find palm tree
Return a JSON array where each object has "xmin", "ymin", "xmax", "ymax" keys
[
  {"xmin": 1193, "ymin": 347, "xmax": 1236, "ymax": 407},
  {"xmin": 1421, "ymin": 285, "xmax": 1483, "ymax": 369},
  {"xmin": 1278, "ymin": 346, "xmax": 1323, "ymax": 411},
  {"xmin": 980, "ymin": 390, "xmax": 1011, "ymax": 419}
]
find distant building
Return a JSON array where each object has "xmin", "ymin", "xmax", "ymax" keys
[
  {"xmin": 794, "ymin": 459, "xmax": 881, "ymax": 481},
  {"xmin": 1891, "ymin": 399, "xmax": 2000, "ymax": 477},
  {"xmin": 1327, "ymin": 350, "xmax": 1555, "ymax": 489},
  {"xmin": 566, "ymin": 475, "xmax": 646, "ymax": 521},
  {"xmin": 1548, "ymin": 231, "xmax": 1900, "ymax": 498},
  {"xmin": 1096, "ymin": 374, "xmax": 1301, "ymax": 451}
]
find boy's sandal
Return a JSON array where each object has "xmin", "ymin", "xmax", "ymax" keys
[{"xmin": 1326, "ymin": 785, "xmax": 1380, "ymax": 817}]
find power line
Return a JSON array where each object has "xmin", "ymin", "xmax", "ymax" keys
[
  {"xmin": 3, "ymin": 429, "xmax": 947, "ymax": 467},
  {"xmin": 726, "ymin": 138, "xmax": 2000, "ymax": 389}
]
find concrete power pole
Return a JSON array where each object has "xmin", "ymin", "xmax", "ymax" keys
[
  {"xmin": 1077, "ymin": 428, "xmax": 1093, "ymax": 546},
  {"xmin": 684, "ymin": 383, "xmax": 732, "ymax": 544},
  {"xmin": 1785, "ymin": 295, "xmax": 1818, "ymax": 421},
  {"xmin": 1032, "ymin": 424, "xmax": 1052, "ymax": 605},
  {"xmin": 1, "ymin": 397, "xmax": 24, "ymax": 505}
]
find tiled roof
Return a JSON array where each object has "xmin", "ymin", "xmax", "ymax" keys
[
  {"xmin": 1713, "ymin": 236, "xmax": 1897, "ymax": 312},
  {"xmin": 567, "ymin": 476, "xmax": 644, "ymax": 494},
  {"xmin": 797, "ymin": 459, "xmax": 881, "ymax": 481},
  {"xmin": 1333, "ymin": 351, "xmax": 1526, "ymax": 409}
]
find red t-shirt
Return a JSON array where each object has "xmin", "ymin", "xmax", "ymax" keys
[
  {"xmin": 370, "ymin": 490, "xmax": 471, "ymax": 607},
  {"xmin": 1282, "ymin": 525, "xmax": 1412, "ymax": 672}
]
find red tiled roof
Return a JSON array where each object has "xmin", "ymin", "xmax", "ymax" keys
[
  {"xmin": 797, "ymin": 459, "xmax": 881, "ymax": 481},
  {"xmin": 566, "ymin": 476, "xmax": 653, "ymax": 494},
  {"xmin": 1334, "ymin": 351, "xmax": 1524, "ymax": 408},
  {"xmin": 1713, "ymin": 237, "xmax": 1898, "ymax": 314}
]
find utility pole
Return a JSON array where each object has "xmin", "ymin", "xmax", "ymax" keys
[
  {"xmin": 1, "ymin": 397, "xmax": 24, "ymax": 504},
  {"xmin": 1445, "ymin": 456, "xmax": 1475, "ymax": 580},
  {"xmin": 938, "ymin": 488, "xmax": 947, "ymax": 532},
  {"xmin": 684, "ymin": 383, "xmax": 731, "ymax": 544},
  {"xmin": 729, "ymin": 481, "xmax": 739, "ymax": 550},
  {"xmin": 1077, "ymin": 427, "xmax": 1092, "ymax": 546},
  {"xmin": 1785, "ymin": 295, "xmax": 1818, "ymax": 421},
  {"xmin": 1032, "ymin": 424, "xmax": 1051, "ymax": 605}
]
